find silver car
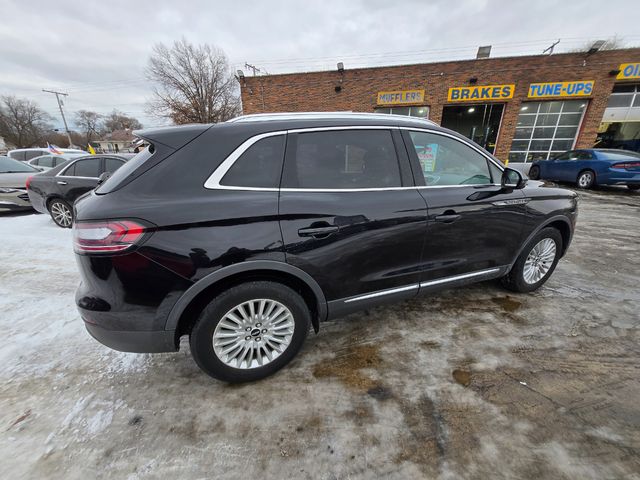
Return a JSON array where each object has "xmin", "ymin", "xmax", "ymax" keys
[
  {"xmin": 0, "ymin": 156, "xmax": 40, "ymax": 212},
  {"xmin": 26, "ymin": 153, "xmax": 85, "ymax": 171}
]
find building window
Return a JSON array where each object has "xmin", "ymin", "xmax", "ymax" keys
[
  {"xmin": 508, "ymin": 100, "xmax": 587, "ymax": 163},
  {"xmin": 374, "ymin": 106, "xmax": 429, "ymax": 118}
]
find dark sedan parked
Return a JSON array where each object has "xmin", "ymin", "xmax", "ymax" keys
[
  {"xmin": 528, "ymin": 149, "xmax": 640, "ymax": 190},
  {"xmin": 27, "ymin": 154, "xmax": 129, "ymax": 227}
]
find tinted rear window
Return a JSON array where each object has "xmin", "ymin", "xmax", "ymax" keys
[
  {"xmin": 220, "ymin": 135, "xmax": 285, "ymax": 188},
  {"xmin": 95, "ymin": 148, "xmax": 153, "ymax": 194}
]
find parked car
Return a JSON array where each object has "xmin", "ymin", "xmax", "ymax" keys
[
  {"xmin": 27, "ymin": 154, "xmax": 129, "ymax": 227},
  {"xmin": 73, "ymin": 112, "xmax": 578, "ymax": 383},
  {"xmin": 528, "ymin": 149, "xmax": 640, "ymax": 190},
  {"xmin": 26, "ymin": 153, "xmax": 87, "ymax": 171},
  {"xmin": 8, "ymin": 147, "xmax": 86, "ymax": 162},
  {"xmin": 0, "ymin": 156, "xmax": 40, "ymax": 212}
]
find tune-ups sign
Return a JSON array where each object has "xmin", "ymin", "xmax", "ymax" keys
[{"xmin": 528, "ymin": 81, "xmax": 595, "ymax": 98}]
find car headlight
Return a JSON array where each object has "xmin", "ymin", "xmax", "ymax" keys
[{"xmin": 0, "ymin": 188, "xmax": 18, "ymax": 193}]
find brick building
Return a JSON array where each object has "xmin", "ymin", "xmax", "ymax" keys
[{"xmin": 240, "ymin": 49, "xmax": 640, "ymax": 163}]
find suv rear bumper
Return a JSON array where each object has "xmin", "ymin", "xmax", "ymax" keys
[{"xmin": 84, "ymin": 321, "xmax": 177, "ymax": 353}]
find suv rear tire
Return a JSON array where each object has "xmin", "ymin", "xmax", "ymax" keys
[
  {"xmin": 502, "ymin": 227, "xmax": 562, "ymax": 293},
  {"xmin": 48, "ymin": 199, "xmax": 73, "ymax": 228},
  {"xmin": 189, "ymin": 281, "xmax": 310, "ymax": 382}
]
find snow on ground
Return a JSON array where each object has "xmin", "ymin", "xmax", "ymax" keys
[{"xmin": 1, "ymin": 190, "xmax": 640, "ymax": 480}]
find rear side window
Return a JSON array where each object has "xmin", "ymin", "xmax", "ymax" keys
[
  {"xmin": 283, "ymin": 129, "xmax": 401, "ymax": 189},
  {"xmin": 67, "ymin": 158, "xmax": 101, "ymax": 177},
  {"xmin": 96, "ymin": 148, "xmax": 153, "ymax": 194},
  {"xmin": 221, "ymin": 135, "xmax": 285, "ymax": 188},
  {"xmin": 25, "ymin": 151, "xmax": 44, "ymax": 160},
  {"xmin": 105, "ymin": 158, "xmax": 125, "ymax": 173}
]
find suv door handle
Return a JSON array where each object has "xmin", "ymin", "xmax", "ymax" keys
[
  {"xmin": 298, "ymin": 225, "xmax": 339, "ymax": 238},
  {"xmin": 434, "ymin": 212, "xmax": 460, "ymax": 223},
  {"xmin": 57, "ymin": 181, "xmax": 68, "ymax": 185}
]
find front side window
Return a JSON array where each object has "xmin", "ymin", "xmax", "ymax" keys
[
  {"xmin": 221, "ymin": 135, "xmax": 285, "ymax": 188},
  {"xmin": 408, "ymin": 131, "xmax": 494, "ymax": 186},
  {"xmin": 283, "ymin": 130, "xmax": 401, "ymax": 189},
  {"xmin": 66, "ymin": 158, "xmax": 101, "ymax": 177}
]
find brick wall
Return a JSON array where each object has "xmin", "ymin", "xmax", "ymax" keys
[{"xmin": 240, "ymin": 49, "xmax": 640, "ymax": 161}]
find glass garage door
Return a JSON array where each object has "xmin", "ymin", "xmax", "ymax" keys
[
  {"xmin": 508, "ymin": 100, "xmax": 587, "ymax": 163},
  {"xmin": 374, "ymin": 106, "xmax": 429, "ymax": 118}
]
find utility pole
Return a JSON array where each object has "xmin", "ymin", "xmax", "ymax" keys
[{"xmin": 42, "ymin": 89, "xmax": 74, "ymax": 147}]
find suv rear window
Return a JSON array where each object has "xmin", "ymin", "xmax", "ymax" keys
[
  {"xmin": 283, "ymin": 130, "xmax": 401, "ymax": 189},
  {"xmin": 96, "ymin": 148, "xmax": 153, "ymax": 194}
]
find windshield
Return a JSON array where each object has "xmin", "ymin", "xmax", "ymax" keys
[
  {"xmin": 95, "ymin": 147, "xmax": 154, "ymax": 194},
  {"xmin": 0, "ymin": 156, "xmax": 39, "ymax": 173}
]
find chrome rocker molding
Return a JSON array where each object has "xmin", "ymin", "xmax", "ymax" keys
[{"xmin": 342, "ymin": 267, "xmax": 503, "ymax": 304}]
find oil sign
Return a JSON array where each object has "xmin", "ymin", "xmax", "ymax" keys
[
  {"xmin": 616, "ymin": 63, "xmax": 640, "ymax": 80},
  {"xmin": 528, "ymin": 81, "xmax": 594, "ymax": 98},
  {"xmin": 377, "ymin": 90, "xmax": 425, "ymax": 105},
  {"xmin": 447, "ymin": 84, "xmax": 514, "ymax": 102}
]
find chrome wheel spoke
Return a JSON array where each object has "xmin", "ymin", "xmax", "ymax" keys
[
  {"xmin": 523, "ymin": 238, "xmax": 557, "ymax": 285},
  {"xmin": 212, "ymin": 298, "xmax": 295, "ymax": 370}
]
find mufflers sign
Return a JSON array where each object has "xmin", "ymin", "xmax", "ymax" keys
[
  {"xmin": 376, "ymin": 90, "xmax": 425, "ymax": 105},
  {"xmin": 447, "ymin": 84, "xmax": 514, "ymax": 102}
]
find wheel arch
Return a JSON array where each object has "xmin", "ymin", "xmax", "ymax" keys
[
  {"xmin": 166, "ymin": 261, "xmax": 328, "ymax": 346},
  {"xmin": 511, "ymin": 215, "xmax": 573, "ymax": 266}
]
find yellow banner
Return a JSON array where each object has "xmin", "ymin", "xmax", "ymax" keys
[
  {"xmin": 377, "ymin": 90, "xmax": 425, "ymax": 105},
  {"xmin": 528, "ymin": 81, "xmax": 594, "ymax": 98},
  {"xmin": 617, "ymin": 63, "xmax": 640, "ymax": 80},
  {"xmin": 447, "ymin": 84, "xmax": 514, "ymax": 102}
]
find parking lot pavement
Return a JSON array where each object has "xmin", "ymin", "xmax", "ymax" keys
[{"xmin": 1, "ymin": 187, "xmax": 639, "ymax": 480}]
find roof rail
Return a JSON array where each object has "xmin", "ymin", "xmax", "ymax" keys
[{"xmin": 227, "ymin": 111, "xmax": 438, "ymax": 126}]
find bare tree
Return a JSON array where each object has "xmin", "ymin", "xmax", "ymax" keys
[
  {"xmin": 102, "ymin": 109, "xmax": 143, "ymax": 133},
  {"xmin": 146, "ymin": 38, "xmax": 241, "ymax": 124},
  {"xmin": 570, "ymin": 36, "xmax": 625, "ymax": 53},
  {"xmin": 75, "ymin": 110, "xmax": 102, "ymax": 144},
  {"xmin": 0, "ymin": 96, "xmax": 52, "ymax": 148}
]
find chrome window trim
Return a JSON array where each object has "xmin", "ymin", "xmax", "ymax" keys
[
  {"xmin": 343, "ymin": 267, "xmax": 503, "ymax": 304},
  {"xmin": 203, "ymin": 130, "xmax": 286, "ymax": 191},
  {"xmin": 203, "ymin": 125, "xmax": 506, "ymax": 192}
]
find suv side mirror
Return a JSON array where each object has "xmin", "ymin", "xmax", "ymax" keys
[
  {"xmin": 97, "ymin": 172, "xmax": 111, "ymax": 186},
  {"xmin": 502, "ymin": 167, "xmax": 527, "ymax": 189}
]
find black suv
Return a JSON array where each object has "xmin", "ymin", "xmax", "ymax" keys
[{"xmin": 73, "ymin": 113, "xmax": 577, "ymax": 382}]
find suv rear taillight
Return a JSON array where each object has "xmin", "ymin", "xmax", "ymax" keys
[
  {"xmin": 612, "ymin": 161, "xmax": 640, "ymax": 170},
  {"xmin": 73, "ymin": 220, "xmax": 147, "ymax": 254}
]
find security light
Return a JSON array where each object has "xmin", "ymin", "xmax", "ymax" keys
[
  {"xmin": 469, "ymin": 77, "xmax": 478, "ymax": 84},
  {"xmin": 609, "ymin": 69, "xmax": 621, "ymax": 76},
  {"xmin": 237, "ymin": 70, "xmax": 245, "ymax": 79},
  {"xmin": 467, "ymin": 107, "xmax": 475, "ymax": 113},
  {"xmin": 337, "ymin": 62, "xmax": 344, "ymax": 73}
]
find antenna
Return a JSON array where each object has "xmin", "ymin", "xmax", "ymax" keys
[{"xmin": 543, "ymin": 39, "xmax": 560, "ymax": 55}]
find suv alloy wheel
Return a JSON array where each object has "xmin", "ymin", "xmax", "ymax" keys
[{"xmin": 189, "ymin": 281, "xmax": 310, "ymax": 382}]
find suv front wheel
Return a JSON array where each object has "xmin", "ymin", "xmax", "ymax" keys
[
  {"xmin": 189, "ymin": 281, "xmax": 311, "ymax": 382},
  {"xmin": 502, "ymin": 227, "xmax": 563, "ymax": 293}
]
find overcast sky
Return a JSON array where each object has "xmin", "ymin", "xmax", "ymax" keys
[{"xmin": 1, "ymin": 0, "xmax": 638, "ymax": 130}]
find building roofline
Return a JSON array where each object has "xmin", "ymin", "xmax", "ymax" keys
[{"xmin": 243, "ymin": 47, "xmax": 640, "ymax": 80}]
